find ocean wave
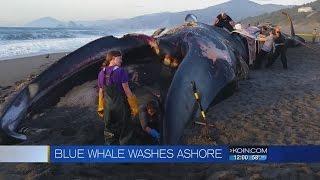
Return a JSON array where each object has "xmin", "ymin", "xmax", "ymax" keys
[
  {"xmin": 0, "ymin": 27, "xmax": 105, "ymax": 41},
  {"xmin": 0, "ymin": 33, "xmax": 76, "ymax": 40},
  {"xmin": 0, "ymin": 37, "xmax": 101, "ymax": 60},
  {"xmin": 0, "ymin": 28, "xmax": 155, "ymax": 60}
]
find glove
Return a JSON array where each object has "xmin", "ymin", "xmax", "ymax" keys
[
  {"xmin": 97, "ymin": 88, "xmax": 104, "ymax": 118},
  {"xmin": 149, "ymin": 129, "xmax": 160, "ymax": 140},
  {"xmin": 127, "ymin": 95, "xmax": 139, "ymax": 117}
]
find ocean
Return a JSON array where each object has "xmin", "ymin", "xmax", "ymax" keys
[{"xmin": 0, "ymin": 27, "xmax": 154, "ymax": 60}]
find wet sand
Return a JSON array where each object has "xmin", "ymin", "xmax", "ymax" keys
[
  {"xmin": 1, "ymin": 45, "xmax": 320, "ymax": 178},
  {"xmin": 0, "ymin": 53, "xmax": 68, "ymax": 110},
  {"xmin": 0, "ymin": 53, "xmax": 68, "ymax": 87}
]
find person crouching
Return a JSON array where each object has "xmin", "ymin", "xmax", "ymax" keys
[{"xmin": 139, "ymin": 98, "xmax": 161, "ymax": 144}]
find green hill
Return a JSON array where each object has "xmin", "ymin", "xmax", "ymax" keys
[{"xmin": 242, "ymin": 0, "xmax": 320, "ymax": 34}]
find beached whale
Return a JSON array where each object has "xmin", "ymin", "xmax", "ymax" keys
[
  {"xmin": 0, "ymin": 22, "xmax": 249, "ymax": 144},
  {"xmin": 0, "ymin": 34, "xmax": 156, "ymax": 142},
  {"xmin": 281, "ymin": 12, "xmax": 306, "ymax": 47},
  {"xmin": 0, "ymin": 17, "xmax": 304, "ymax": 144}
]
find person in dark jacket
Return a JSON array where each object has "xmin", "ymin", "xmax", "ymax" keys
[
  {"xmin": 213, "ymin": 12, "xmax": 235, "ymax": 32},
  {"xmin": 138, "ymin": 96, "xmax": 161, "ymax": 144}
]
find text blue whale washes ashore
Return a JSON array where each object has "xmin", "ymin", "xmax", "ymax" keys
[{"xmin": 0, "ymin": 14, "xmax": 304, "ymax": 144}]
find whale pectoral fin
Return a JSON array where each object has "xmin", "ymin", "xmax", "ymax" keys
[{"xmin": 164, "ymin": 44, "xmax": 235, "ymax": 144}]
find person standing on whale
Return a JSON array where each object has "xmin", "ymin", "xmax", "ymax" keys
[
  {"xmin": 98, "ymin": 50, "xmax": 139, "ymax": 145},
  {"xmin": 213, "ymin": 12, "xmax": 235, "ymax": 32}
]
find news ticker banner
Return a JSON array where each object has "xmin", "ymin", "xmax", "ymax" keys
[{"xmin": 1, "ymin": 146, "xmax": 320, "ymax": 163}]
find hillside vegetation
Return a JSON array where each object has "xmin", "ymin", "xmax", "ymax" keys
[{"xmin": 242, "ymin": 0, "xmax": 320, "ymax": 33}]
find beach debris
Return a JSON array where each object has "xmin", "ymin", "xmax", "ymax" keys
[{"xmin": 18, "ymin": 126, "xmax": 48, "ymax": 136}]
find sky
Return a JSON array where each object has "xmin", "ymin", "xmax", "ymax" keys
[{"xmin": 0, "ymin": 0, "xmax": 316, "ymax": 26}]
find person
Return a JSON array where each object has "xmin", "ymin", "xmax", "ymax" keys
[
  {"xmin": 213, "ymin": 12, "xmax": 235, "ymax": 32},
  {"xmin": 97, "ymin": 50, "xmax": 139, "ymax": 145},
  {"xmin": 138, "ymin": 97, "xmax": 161, "ymax": 144},
  {"xmin": 312, "ymin": 28, "xmax": 317, "ymax": 43},
  {"xmin": 254, "ymin": 29, "xmax": 275, "ymax": 69},
  {"xmin": 97, "ymin": 62, "xmax": 108, "ymax": 118},
  {"xmin": 260, "ymin": 26, "xmax": 268, "ymax": 36},
  {"xmin": 185, "ymin": 14, "xmax": 198, "ymax": 23},
  {"xmin": 266, "ymin": 27, "xmax": 288, "ymax": 69}
]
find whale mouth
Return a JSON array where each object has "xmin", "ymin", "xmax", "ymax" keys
[
  {"xmin": 0, "ymin": 40, "xmax": 185, "ymax": 144},
  {"xmin": 1, "ymin": 24, "xmax": 244, "ymax": 145}
]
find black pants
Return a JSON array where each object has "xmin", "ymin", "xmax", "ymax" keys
[
  {"xmin": 254, "ymin": 49, "xmax": 269, "ymax": 69},
  {"xmin": 103, "ymin": 86, "xmax": 133, "ymax": 145},
  {"xmin": 266, "ymin": 46, "xmax": 287, "ymax": 69}
]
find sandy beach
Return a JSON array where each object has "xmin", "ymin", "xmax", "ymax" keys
[
  {"xmin": 0, "ymin": 53, "xmax": 68, "ymax": 87},
  {"xmin": 0, "ymin": 44, "xmax": 320, "ymax": 178},
  {"xmin": 183, "ymin": 43, "xmax": 320, "ymax": 146},
  {"xmin": 0, "ymin": 53, "xmax": 67, "ymax": 107}
]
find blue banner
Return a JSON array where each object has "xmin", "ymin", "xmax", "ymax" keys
[
  {"xmin": 49, "ymin": 146, "xmax": 320, "ymax": 163},
  {"xmin": 268, "ymin": 146, "xmax": 320, "ymax": 163},
  {"xmin": 50, "ymin": 146, "xmax": 228, "ymax": 163}
]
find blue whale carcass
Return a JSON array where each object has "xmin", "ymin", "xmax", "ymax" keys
[{"xmin": 0, "ymin": 17, "xmax": 303, "ymax": 144}]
